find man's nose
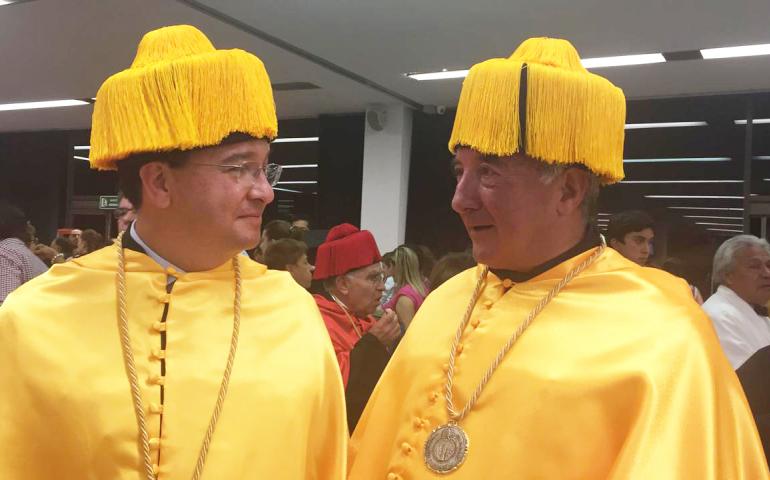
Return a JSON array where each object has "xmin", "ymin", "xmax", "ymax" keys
[{"xmin": 451, "ymin": 172, "xmax": 481, "ymax": 214}]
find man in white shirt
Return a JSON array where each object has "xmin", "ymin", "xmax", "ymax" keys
[{"xmin": 703, "ymin": 234, "xmax": 770, "ymax": 465}]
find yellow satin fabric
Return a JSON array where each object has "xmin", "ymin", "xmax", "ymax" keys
[
  {"xmin": 349, "ymin": 247, "xmax": 768, "ymax": 479},
  {"xmin": 0, "ymin": 247, "xmax": 346, "ymax": 479}
]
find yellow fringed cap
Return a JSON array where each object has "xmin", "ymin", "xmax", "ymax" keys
[
  {"xmin": 89, "ymin": 25, "xmax": 278, "ymax": 170},
  {"xmin": 449, "ymin": 37, "xmax": 626, "ymax": 183}
]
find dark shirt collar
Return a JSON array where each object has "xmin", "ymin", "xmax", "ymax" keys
[{"xmin": 489, "ymin": 228, "xmax": 601, "ymax": 284}]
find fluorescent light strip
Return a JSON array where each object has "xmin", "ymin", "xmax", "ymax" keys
[
  {"xmin": 707, "ymin": 228, "xmax": 744, "ymax": 233},
  {"xmin": 597, "ymin": 213, "xmax": 612, "ymax": 216},
  {"xmin": 407, "ymin": 52, "xmax": 666, "ymax": 81},
  {"xmin": 0, "ymin": 99, "xmax": 89, "ymax": 112},
  {"xmin": 645, "ymin": 195, "xmax": 743, "ymax": 199},
  {"xmin": 621, "ymin": 179, "xmax": 741, "ymax": 184},
  {"xmin": 280, "ymin": 164, "xmax": 318, "ymax": 169},
  {"xmin": 701, "ymin": 43, "xmax": 770, "ymax": 59},
  {"xmin": 683, "ymin": 215, "xmax": 743, "ymax": 220},
  {"xmin": 74, "ymin": 145, "xmax": 90, "ymax": 151},
  {"xmin": 735, "ymin": 119, "xmax": 770, "ymax": 125},
  {"xmin": 582, "ymin": 53, "xmax": 665, "ymax": 69},
  {"xmin": 624, "ymin": 121, "xmax": 707, "ymax": 130},
  {"xmin": 272, "ymin": 137, "xmax": 319, "ymax": 143},
  {"xmin": 73, "ymin": 156, "xmax": 90, "ymax": 162},
  {"xmin": 407, "ymin": 69, "xmax": 469, "ymax": 81},
  {"xmin": 755, "ymin": 156, "xmax": 770, "ymax": 160},
  {"xmin": 694, "ymin": 222, "xmax": 745, "ymax": 227},
  {"xmin": 276, "ymin": 181, "xmax": 317, "ymax": 185},
  {"xmin": 668, "ymin": 207, "xmax": 744, "ymax": 211},
  {"xmin": 0, "ymin": 1, "xmax": 18, "ymax": 5},
  {"xmin": 272, "ymin": 187, "xmax": 302, "ymax": 193},
  {"xmin": 624, "ymin": 157, "xmax": 729, "ymax": 163}
]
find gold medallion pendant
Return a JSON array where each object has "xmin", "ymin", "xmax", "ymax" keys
[{"xmin": 424, "ymin": 423, "xmax": 469, "ymax": 474}]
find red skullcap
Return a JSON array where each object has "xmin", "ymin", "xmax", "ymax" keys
[{"xmin": 313, "ymin": 223, "xmax": 381, "ymax": 280}]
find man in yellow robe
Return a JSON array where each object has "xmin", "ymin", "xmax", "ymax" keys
[
  {"xmin": 0, "ymin": 25, "xmax": 346, "ymax": 479},
  {"xmin": 348, "ymin": 37, "xmax": 769, "ymax": 479}
]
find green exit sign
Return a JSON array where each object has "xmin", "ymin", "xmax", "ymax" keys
[{"xmin": 98, "ymin": 195, "xmax": 120, "ymax": 210}]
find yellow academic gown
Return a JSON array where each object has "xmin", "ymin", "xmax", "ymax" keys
[
  {"xmin": 349, "ymin": 247, "xmax": 769, "ymax": 479},
  {"xmin": 0, "ymin": 246, "xmax": 346, "ymax": 479}
]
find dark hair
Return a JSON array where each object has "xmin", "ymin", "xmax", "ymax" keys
[
  {"xmin": 52, "ymin": 236, "xmax": 75, "ymax": 258},
  {"xmin": 116, "ymin": 150, "xmax": 189, "ymax": 210},
  {"xmin": 606, "ymin": 210, "xmax": 654, "ymax": 243},
  {"xmin": 381, "ymin": 251, "xmax": 395, "ymax": 267},
  {"xmin": 262, "ymin": 219, "xmax": 305, "ymax": 242},
  {"xmin": 429, "ymin": 252, "xmax": 476, "ymax": 289},
  {"xmin": 0, "ymin": 201, "xmax": 28, "ymax": 241},
  {"xmin": 79, "ymin": 229, "xmax": 105, "ymax": 254},
  {"xmin": 263, "ymin": 238, "xmax": 308, "ymax": 270}
]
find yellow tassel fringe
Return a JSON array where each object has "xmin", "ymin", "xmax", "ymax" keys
[
  {"xmin": 90, "ymin": 25, "xmax": 278, "ymax": 170},
  {"xmin": 449, "ymin": 37, "xmax": 626, "ymax": 184}
]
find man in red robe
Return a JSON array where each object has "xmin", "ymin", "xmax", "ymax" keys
[{"xmin": 313, "ymin": 223, "xmax": 401, "ymax": 432}]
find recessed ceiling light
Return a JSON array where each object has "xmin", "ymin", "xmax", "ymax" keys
[
  {"xmin": 735, "ymin": 119, "xmax": 770, "ymax": 125},
  {"xmin": 645, "ymin": 195, "xmax": 743, "ymax": 199},
  {"xmin": 276, "ymin": 181, "xmax": 318, "ymax": 185},
  {"xmin": 407, "ymin": 69, "xmax": 469, "ymax": 81},
  {"xmin": 272, "ymin": 137, "xmax": 319, "ymax": 143},
  {"xmin": 624, "ymin": 157, "xmax": 729, "ymax": 163},
  {"xmin": 701, "ymin": 43, "xmax": 770, "ymax": 59},
  {"xmin": 280, "ymin": 164, "xmax": 318, "ymax": 169},
  {"xmin": 683, "ymin": 215, "xmax": 743, "ymax": 220},
  {"xmin": 707, "ymin": 228, "xmax": 744, "ymax": 233},
  {"xmin": 667, "ymin": 207, "xmax": 744, "ymax": 211},
  {"xmin": 597, "ymin": 213, "xmax": 612, "ymax": 216},
  {"xmin": 0, "ymin": 99, "xmax": 89, "ymax": 112},
  {"xmin": 621, "ymin": 179, "xmax": 741, "ymax": 184},
  {"xmin": 73, "ymin": 156, "xmax": 90, "ymax": 162},
  {"xmin": 624, "ymin": 121, "xmax": 707, "ymax": 129},
  {"xmin": 74, "ymin": 145, "xmax": 90, "ymax": 151},
  {"xmin": 581, "ymin": 53, "xmax": 666, "ymax": 69},
  {"xmin": 272, "ymin": 187, "xmax": 302, "ymax": 193}
]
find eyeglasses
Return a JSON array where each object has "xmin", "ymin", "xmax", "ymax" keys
[
  {"xmin": 189, "ymin": 162, "xmax": 283, "ymax": 187},
  {"xmin": 347, "ymin": 270, "xmax": 386, "ymax": 286},
  {"xmin": 113, "ymin": 208, "xmax": 135, "ymax": 219}
]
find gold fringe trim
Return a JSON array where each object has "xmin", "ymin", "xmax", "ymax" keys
[
  {"xmin": 448, "ymin": 37, "xmax": 626, "ymax": 184},
  {"xmin": 90, "ymin": 25, "xmax": 278, "ymax": 170},
  {"xmin": 448, "ymin": 58, "xmax": 521, "ymax": 158}
]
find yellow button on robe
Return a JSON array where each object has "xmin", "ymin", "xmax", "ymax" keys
[
  {"xmin": 0, "ymin": 247, "xmax": 346, "ymax": 479},
  {"xmin": 349, "ymin": 247, "xmax": 769, "ymax": 479}
]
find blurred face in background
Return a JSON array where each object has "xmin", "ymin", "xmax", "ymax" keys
[
  {"xmin": 335, "ymin": 263, "xmax": 386, "ymax": 317},
  {"xmin": 115, "ymin": 197, "xmax": 136, "ymax": 233},
  {"xmin": 610, "ymin": 228, "xmax": 655, "ymax": 266},
  {"xmin": 287, "ymin": 254, "xmax": 314, "ymax": 289},
  {"xmin": 725, "ymin": 245, "xmax": 770, "ymax": 306}
]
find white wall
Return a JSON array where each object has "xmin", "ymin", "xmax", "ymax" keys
[{"xmin": 360, "ymin": 104, "xmax": 413, "ymax": 253}]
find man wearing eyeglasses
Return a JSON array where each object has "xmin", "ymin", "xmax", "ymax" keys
[
  {"xmin": 114, "ymin": 194, "xmax": 136, "ymax": 234},
  {"xmin": 0, "ymin": 25, "xmax": 346, "ymax": 480},
  {"xmin": 313, "ymin": 223, "xmax": 401, "ymax": 433}
]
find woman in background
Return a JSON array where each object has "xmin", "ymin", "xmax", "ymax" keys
[{"xmin": 382, "ymin": 245, "xmax": 429, "ymax": 329}]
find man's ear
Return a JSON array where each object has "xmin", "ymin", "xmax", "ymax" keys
[
  {"xmin": 138, "ymin": 162, "xmax": 174, "ymax": 209},
  {"xmin": 335, "ymin": 275, "xmax": 350, "ymax": 296},
  {"xmin": 555, "ymin": 168, "xmax": 590, "ymax": 217}
]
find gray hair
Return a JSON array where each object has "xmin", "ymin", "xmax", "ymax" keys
[
  {"xmin": 712, "ymin": 234, "xmax": 770, "ymax": 286},
  {"xmin": 533, "ymin": 160, "xmax": 600, "ymax": 220}
]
